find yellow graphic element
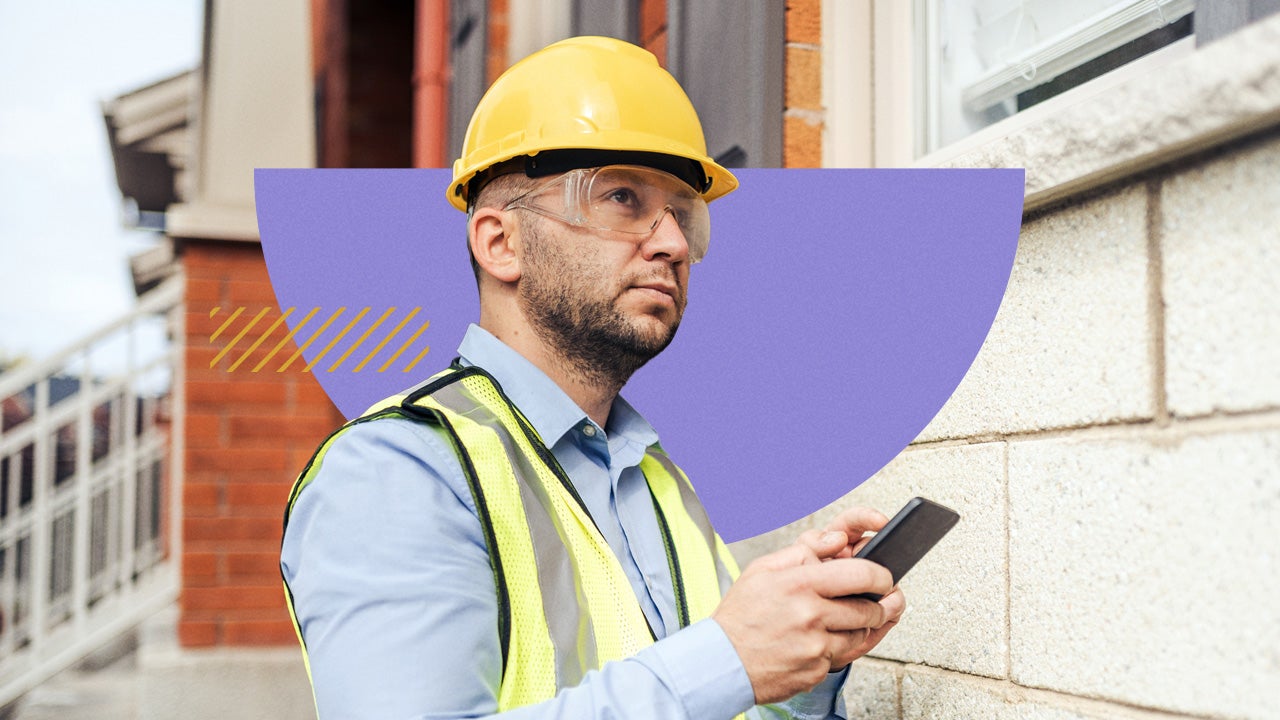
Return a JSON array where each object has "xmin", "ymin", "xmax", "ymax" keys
[
  {"xmin": 209, "ymin": 306, "xmax": 244, "ymax": 342},
  {"xmin": 253, "ymin": 306, "xmax": 319, "ymax": 373},
  {"xmin": 206, "ymin": 306, "xmax": 431, "ymax": 373},
  {"xmin": 228, "ymin": 308, "xmax": 295, "ymax": 372},
  {"xmin": 329, "ymin": 307, "xmax": 396, "ymax": 372},
  {"xmin": 279, "ymin": 308, "xmax": 347, "ymax": 372},
  {"xmin": 209, "ymin": 307, "xmax": 270, "ymax": 368},
  {"xmin": 303, "ymin": 307, "xmax": 371, "ymax": 372},
  {"xmin": 354, "ymin": 307, "xmax": 419, "ymax": 372},
  {"xmin": 379, "ymin": 320, "xmax": 431, "ymax": 373}
]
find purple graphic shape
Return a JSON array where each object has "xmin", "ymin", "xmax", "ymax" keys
[{"xmin": 255, "ymin": 168, "xmax": 1023, "ymax": 541}]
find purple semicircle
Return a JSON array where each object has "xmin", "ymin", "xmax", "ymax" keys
[{"xmin": 255, "ymin": 168, "xmax": 1023, "ymax": 542}]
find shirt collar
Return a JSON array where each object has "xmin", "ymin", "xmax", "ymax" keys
[{"xmin": 456, "ymin": 324, "xmax": 659, "ymax": 450}]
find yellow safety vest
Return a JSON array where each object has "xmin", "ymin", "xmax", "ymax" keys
[{"xmin": 283, "ymin": 365, "xmax": 742, "ymax": 714}]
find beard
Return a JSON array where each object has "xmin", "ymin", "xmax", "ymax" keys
[{"xmin": 517, "ymin": 218, "xmax": 686, "ymax": 391}]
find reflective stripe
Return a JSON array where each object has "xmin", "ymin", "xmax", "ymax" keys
[
  {"xmin": 283, "ymin": 366, "xmax": 743, "ymax": 718},
  {"xmin": 431, "ymin": 379, "xmax": 599, "ymax": 688},
  {"xmin": 647, "ymin": 450, "xmax": 737, "ymax": 596}
]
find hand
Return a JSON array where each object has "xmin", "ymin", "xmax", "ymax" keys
[
  {"xmin": 711, "ymin": 534, "xmax": 895, "ymax": 704},
  {"xmin": 796, "ymin": 506, "xmax": 891, "ymax": 560},
  {"xmin": 793, "ymin": 507, "xmax": 909, "ymax": 669}
]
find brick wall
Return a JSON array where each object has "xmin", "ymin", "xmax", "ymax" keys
[
  {"xmin": 639, "ymin": 0, "xmax": 668, "ymax": 67},
  {"xmin": 181, "ymin": 241, "xmax": 346, "ymax": 648},
  {"xmin": 784, "ymin": 0, "xmax": 822, "ymax": 167},
  {"xmin": 486, "ymin": 0, "xmax": 509, "ymax": 85}
]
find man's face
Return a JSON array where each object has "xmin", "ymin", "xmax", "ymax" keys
[{"xmin": 514, "ymin": 187, "xmax": 692, "ymax": 386}]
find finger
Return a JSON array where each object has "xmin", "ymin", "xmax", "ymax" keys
[
  {"xmin": 748, "ymin": 541, "xmax": 822, "ymax": 572},
  {"xmin": 878, "ymin": 587, "xmax": 906, "ymax": 624},
  {"xmin": 828, "ymin": 628, "xmax": 871, "ymax": 670},
  {"xmin": 804, "ymin": 558, "xmax": 894, "ymax": 600},
  {"xmin": 825, "ymin": 506, "xmax": 890, "ymax": 538},
  {"xmin": 819, "ymin": 596, "xmax": 887, "ymax": 633},
  {"xmin": 795, "ymin": 529, "xmax": 848, "ymax": 562},
  {"xmin": 857, "ymin": 614, "xmax": 900, "ymax": 656},
  {"xmin": 849, "ymin": 534, "xmax": 874, "ymax": 556}
]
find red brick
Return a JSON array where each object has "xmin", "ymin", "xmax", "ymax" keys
[
  {"xmin": 784, "ymin": 114, "xmax": 823, "ymax": 168},
  {"xmin": 640, "ymin": 0, "xmax": 666, "ymax": 43},
  {"xmin": 187, "ymin": 381, "xmax": 288, "ymax": 406},
  {"xmin": 226, "ymin": 552, "xmax": 283, "ymax": 577},
  {"xmin": 228, "ymin": 414, "xmax": 335, "ymax": 441},
  {"xmin": 225, "ymin": 483, "xmax": 292, "ymax": 507},
  {"xmin": 220, "ymin": 469, "xmax": 302, "ymax": 486},
  {"xmin": 184, "ymin": 517, "xmax": 283, "ymax": 544},
  {"xmin": 288, "ymin": 447, "xmax": 322, "ymax": 474},
  {"xmin": 785, "ymin": 46, "xmax": 822, "ymax": 110},
  {"xmin": 186, "ymin": 409, "xmax": 221, "ymax": 438},
  {"xmin": 178, "ymin": 620, "xmax": 219, "ymax": 647},
  {"xmin": 786, "ymin": 0, "xmax": 821, "ymax": 45},
  {"xmin": 646, "ymin": 29, "xmax": 668, "ymax": 69},
  {"xmin": 223, "ymin": 619, "xmax": 297, "ymax": 646},
  {"xmin": 183, "ymin": 585, "xmax": 286, "ymax": 612},
  {"xmin": 182, "ymin": 247, "xmax": 271, "ymax": 282},
  {"xmin": 186, "ymin": 277, "xmax": 223, "ymax": 303},
  {"xmin": 185, "ymin": 482, "xmax": 221, "ymax": 508},
  {"xmin": 225, "ymin": 279, "xmax": 282, "ymax": 304},
  {"xmin": 184, "ymin": 467, "xmax": 226, "ymax": 486},
  {"xmin": 486, "ymin": 0, "xmax": 509, "ymax": 85},
  {"xmin": 183, "ymin": 551, "xmax": 219, "ymax": 577},
  {"xmin": 291, "ymin": 377, "xmax": 339, "ymax": 405},
  {"xmin": 188, "ymin": 447, "xmax": 288, "ymax": 473}
]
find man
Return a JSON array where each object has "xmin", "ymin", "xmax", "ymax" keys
[{"xmin": 281, "ymin": 36, "xmax": 905, "ymax": 719}]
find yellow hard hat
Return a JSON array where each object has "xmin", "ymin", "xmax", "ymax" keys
[{"xmin": 447, "ymin": 35, "xmax": 738, "ymax": 211}]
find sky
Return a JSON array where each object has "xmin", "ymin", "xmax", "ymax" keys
[{"xmin": 0, "ymin": 0, "xmax": 202, "ymax": 368}]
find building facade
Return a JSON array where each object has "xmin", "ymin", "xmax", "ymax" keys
[{"xmin": 98, "ymin": 1, "xmax": 1279, "ymax": 717}]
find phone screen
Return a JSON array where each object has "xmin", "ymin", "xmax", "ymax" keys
[{"xmin": 847, "ymin": 497, "xmax": 960, "ymax": 601}]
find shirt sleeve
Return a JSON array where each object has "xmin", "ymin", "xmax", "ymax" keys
[{"xmin": 282, "ymin": 417, "xmax": 770, "ymax": 720}]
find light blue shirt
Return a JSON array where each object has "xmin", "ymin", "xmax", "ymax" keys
[{"xmin": 281, "ymin": 324, "xmax": 848, "ymax": 719}]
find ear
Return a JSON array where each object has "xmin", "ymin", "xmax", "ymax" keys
[{"xmin": 469, "ymin": 207, "xmax": 522, "ymax": 284}]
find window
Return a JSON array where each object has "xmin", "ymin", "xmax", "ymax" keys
[{"xmin": 823, "ymin": 0, "xmax": 1199, "ymax": 166}]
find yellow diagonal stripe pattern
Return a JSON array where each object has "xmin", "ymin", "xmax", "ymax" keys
[
  {"xmin": 209, "ymin": 307, "xmax": 270, "ymax": 367},
  {"xmin": 329, "ymin": 306, "xmax": 396, "ymax": 373},
  {"xmin": 379, "ymin": 320, "xmax": 430, "ymax": 373},
  {"xmin": 206, "ymin": 306, "xmax": 432, "ymax": 373},
  {"xmin": 253, "ymin": 306, "xmax": 319, "ymax": 373},
  {"xmin": 303, "ymin": 307, "xmax": 371, "ymax": 373},
  {"xmin": 354, "ymin": 307, "xmax": 419, "ymax": 372},
  {"xmin": 279, "ymin": 308, "xmax": 347, "ymax": 372}
]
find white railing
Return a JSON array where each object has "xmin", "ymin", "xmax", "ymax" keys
[{"xmin": 0, "ymin": 274, "xmax": 184, "ymax": 709}]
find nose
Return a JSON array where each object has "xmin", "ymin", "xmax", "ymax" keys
[{"xmin": 641, "ymin": 209, "xmax": 690, "ymax": 264}]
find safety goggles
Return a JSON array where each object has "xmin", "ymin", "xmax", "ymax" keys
[{"xmin": 503, "ymin": 165, "xmax": 712, "ymax": 263}]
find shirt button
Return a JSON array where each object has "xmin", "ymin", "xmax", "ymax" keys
[{"xmin": 582, "ymin": 425, "xmax": 597, "ymax": 437}]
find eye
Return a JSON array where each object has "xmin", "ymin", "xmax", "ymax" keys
[{"xmin": 603, "ymin": 186, "xmax": 640, "ymax": 206}]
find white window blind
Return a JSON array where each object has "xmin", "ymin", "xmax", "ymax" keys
[
  {"xmin": 962, "ymin": 0, "xmax": 1195, "ymax": 111},
  {"xmin": 918, "ymin": 0, "xmax": 1195, "ymax": 154}
]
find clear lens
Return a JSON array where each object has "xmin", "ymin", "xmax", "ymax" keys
[{"xmin": 506, "ymin": 165, "xmax": 711, "ymax": 262}]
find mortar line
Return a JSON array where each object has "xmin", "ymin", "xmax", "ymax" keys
[
  {"xmin": 895, "ymin": 661, "xmax": 903, "ymax": 718},
  {"xmin": 898, "ymin": 663, "xmax": 1234, "ymax": 720},
  {"xmin": 1147, "ymin": 178, "xmax": 1171, "ymax": 427},
  {"xmin": 906, "ymin": 406, "xmax": 1280, "ymax": 448},
  {"xmin": 1002, "ymin": 440, "xmax": 1012, "ymax": 681}
]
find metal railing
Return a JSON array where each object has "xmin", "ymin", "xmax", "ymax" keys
[{"xmin": 0, "ymin": 274, "xmax": 184, "ymax": 708}]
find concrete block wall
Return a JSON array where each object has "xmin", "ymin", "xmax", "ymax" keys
[
  {"xmin": 731, "ymin": 130, "xmax": 1280, "ymax": 719},
  {"xmin": 181, "ymin": 242, "xmax": 346, "ymax": 649}
]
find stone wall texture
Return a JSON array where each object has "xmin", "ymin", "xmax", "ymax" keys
[{"xmin": 732, "ymin": 124, "xmax": 1280, "ymax": 720}]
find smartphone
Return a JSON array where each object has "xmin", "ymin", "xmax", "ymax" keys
[{"xmin": 846, "ymin": 497, "xmax": 960, "ymax": 601}]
